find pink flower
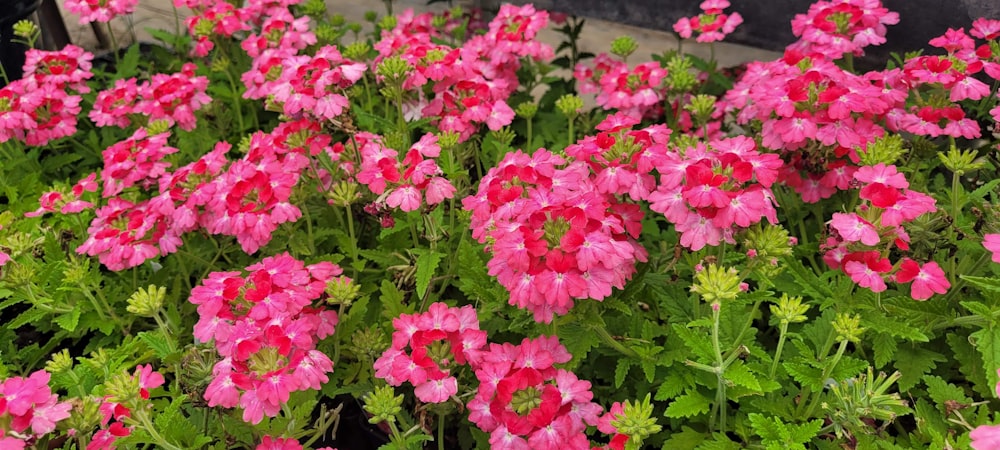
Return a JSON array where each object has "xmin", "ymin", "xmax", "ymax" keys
[
  {"xmin": 257, "ymin": 436, "xmax": 303, "ymax": 450},
  {"xmin": 830, "ymin": 213, "xmax": 880, "ymax": 246},
  {"xmin": 374, "ymin": 303, "xmax": 486, "ymax": 403},
  {"xmin": 894, "ymin": 259, "xmax": 950, "ymax": 300},
  {"xmin": 65, "ymin": 0, "xmax": 138, "ymax": 23},
  {"xmin": 971, "ymin": 424, "xmax": 1000, "ymax": 450},
  {"xmin": 984, "ymin": 234, "xmax": 1000, "ymax": 263}
]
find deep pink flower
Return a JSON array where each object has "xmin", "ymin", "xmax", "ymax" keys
[{"xmin": 972, "ymin": 424, "xmax": 1000, "ymax": 450}]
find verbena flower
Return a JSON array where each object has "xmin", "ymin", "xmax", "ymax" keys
[
  {"xmin": 190, "ymin": 253, "xmax": 345, "ymax": 424},
  {"xmin": 374, "ymin": 303, "xmax": 486, "ymax": 403},
  {"xmin": 673, "ymin": 0, "xmax": 744, "ymax": 43}
]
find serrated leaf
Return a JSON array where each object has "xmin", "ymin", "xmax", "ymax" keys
[
  {"xmin": 694, "ymin": 433, "xmax": 741, "ymax": 450},
  {"xmin": 724, "ymin": 361, "xmax": 761, "ymax": 392},
  {"xmin": 558, "ymin": 323, "xmax": 600, "ymax": 366},
  {"xmin": 947, "ymin": 333, "xmax": 992, "ymax": 398},
  {"xmin": 665, "ymin": 390, "xmax": 711, "ymax": 418},
  {"xmin": 671, "ymin": 323, "xmax": 715, "ymax": 360},
  {"xmin": 961, "ymin": 275, "xmax": 1000, "ymax": 294},
  {"xmin": 971, "ymin": 326, "xmax": 1000, "ymax": 396},
  {"xmin": 378, "ymin": 279, "xmax": 411, "ymax": 320},
  {"xmin": 784, "ymin": 360, "xmax": 825, "ymax": 390},
  {"xmin": 924, "ymin": 375, "xmax": 972, "ymax": 411},
  {"xmin": 655, "ymin": 375, "xmax": 689, "ymax": 401},
  {"xmin": 893, "ymin": 346, "xmax": 946, "ymax": 391},
  {"xmin": 54, "ymin": 306, "xmax": 81, "ymax": 332},
  {"xmin": 873, "ymin": 333, "xmax": 898, "ymax": 369},
  {"xmin": 137, "ymin": 330, "xmax": 175, "ymax": 359},
  {"xmin": 414, "ymin": 250, "xmax": 444, "ymax": 300},
  {"xmin": 749, "ymin": 413, "xmax": 822, "ymax": 449},
  {"xmin": 8, "ymin": 307, "xmax": 49, "ymax": 329},
  {"xmin": 614, "ymin": 358, "xmax": 631, "ymax": 388},
  {"xmin": 661, "ymin": 426, "xmax": 707, "ymax": 450}
]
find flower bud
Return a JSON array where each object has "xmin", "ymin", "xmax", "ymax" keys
[
  {"xmin": 515, "ymin": 102, "xmax": 538, "ymax": 119},
  {"xmin": 349, "ymin": 327, "xmax": 388, "ymax": 361},
  {"xmin": 126, "ymin": 285, "xmax": 166, "ymax": 318},
  {"xmin": 364, "ymin": 385, "xmax": 404, "ymax": 425},
  {"xmin": 690, "ymin": 263, "xmax": 742, "ymax": 307},
  {"xmin": 833, "ymin": 313, "xmax": 865, "ymax": 343},
  {"xmin": 378, "ymin": 15, "xmax": 398, "ymax": 31},
  {"xmin": 939, "ymin": 145, "xmax": 985, "ymax": 176},
  {"xmin": 46, "ymin": 349, "xmax": 75, "ymax": 374},
  {"xmin": 363, "ymin": 11, "xmax": 378, "ymax": 22},
  {"xmin": 325, "ymin": 276, "xmax": 359, "ymax": 306},
  {"xmin": 555, "ymin": 94, "xmax": 584, "ymax": 117},
  {"xmin": 13, "ymin": 20, "xmax": 39, "ymax": 42},
  {"xmin": 328, "ymin": 181, "xmax": 361, "ymax": 207},
  {"xmin": 436, "ymin": 131, "xmax": 461, "ymax": 151},
  {"xmin": 343, "ymin": 41, "xmax": 372, "ymax": 61},
  {"xmin": 858, "ymin": 134, "xmax": 906, "ymax": 166},
  {"xmin": 610, "ymin": 35, "xmax": 639, "ymax": 60},
  {"xmin": 769, "ymin": 294, "xmax": 810, "ymax": 325},
  {"xmin": 611, "ymin": 394, "xmax": 662, "ymax": 446}
]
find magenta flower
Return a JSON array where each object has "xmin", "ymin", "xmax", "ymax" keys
[{"xmin": 972, "ymin": 424, "xmax": 1000, "ymax": 450}]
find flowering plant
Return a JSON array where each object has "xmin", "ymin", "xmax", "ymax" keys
[{"xmin": 3, "ymin": 0, "xmax": 1000, "ymax": 449}]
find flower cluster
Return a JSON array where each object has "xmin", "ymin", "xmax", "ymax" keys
[
  {"xmin": 374, "ymin": 303, "xmax": 486, "ymax": 403},
  {"xmin": 65, "ymin": 0, "xmax": 138, "ymax": 24},
  {"xmin": 821, "ymin": 164, "xmax": 946, "ymax": 299},
  {"xmin": 673, "ymin": 0, "xmax": 743, "ymax": 43},
  {"xmin": 0, "ymin": 370, "xmax": 72, "ymax": 448},
  {"xmin": 257, "ymin": 435, "xmax": 335, "ymax": 450},
  {"xmin": 189, "ymin": 253, "xmax": 345, "ymax": 424},
  {"xmin": 355, "ymin": 132, "xmax": 456, "ymax": 212},
  {"xmin": 648, "ymin": 135, "xmax": 781, "ymax": 250},
  {"xmin": 726, "ymin": 52, "xmax": 892, "ymax": 202},
  {"xmin": 464, "ymin": 145, "xmax": 647, "ymax": 323},
  {"xmin": 574, "ymin": 54, "xmax": 667, "ymax": 119},
  {"xmin": 788, "ymin": 0, "xmax": 899, "ymax": 59},
  {"xmin": 24, "ymin": 173, "xmax": 98, "ymax": 217},
  {"xmin": 467, "ymin": 335, "xmax": 601, "ymax": 449},
  {"xmin": 90, "ymin": 63, "xmax": 211, "ymax": 131},
  {"xmin": 70, "ymin": 116, "xmax": 328, "ymax": 270},
  {"xmin": 268, "ymin": 46, "xmax": 366, "ymax": 122},
  {"xmin": 0, "ymin": 46, "xmax": 92, "ymax": 146},
  {"xmin": 373, "ymin": 4, "xmax": 550, "ymax": 141}
]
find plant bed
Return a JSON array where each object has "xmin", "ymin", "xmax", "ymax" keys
[{"xmin": 4, "ymin": 0, "xmax": 1000, "ymax": 449}]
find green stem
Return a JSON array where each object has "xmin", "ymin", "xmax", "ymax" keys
[
  {"xmin": 303, "ymin": 204, "xmax": 317, "ymax": 256},
  {"xmin": 525, "ymin": 117, "xmax": 533, "ymax": 151},
  {"xmin": 108, "ymin": 22, "xmax": 120, "ymax": 67},
  {"xmin": 345, "ymin": 204, "xmax": 359, "ymax": 264},
  {"xmin": 567, "ymin": 116, "xmax": 575, "ymax": 148},
  {"xmin": 136, "ymin": 410, "xmax": 184, "ymax": 450},
  {"xmin": 709, "ymin": 306, "xmax": 727, "ymax": 434},
  {"xmin": 593, "ymin": 325, "xmax": 640, "ymax": 359},
  {"xmin": 223, "ymin": 69, "xmax": 246, "ymax": 133},
  {"xmin": 804, "ymin": 339, "xmax": 849, "ymax": 417},
  {"xmin": 437, "ymin": 412, "xmax": 445, "ymax": 450},
  {"xmin": 769, "ymin": 321, "xmax": 790, "ymax": 378}
]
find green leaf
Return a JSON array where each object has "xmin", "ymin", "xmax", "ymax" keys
[
  {"xmin": 53, "ymin": 306, "xmax": 81, "ymax": 332},
  {"xmin": 671, "ymin": 323, "xmax": 716, "ymax": 361},
  {"xmin": 960, "ymin": 275, "xmax": 1000, "ymax": 294},
  {"xmin": 872, "ymin": 333, "xmax": 898, "ymax": 369},
  {"xmin": 137, "ymin": 330, "xmax": 175, "ymax": 359},
  {"xmin": 660, "ymin": 426, "xmax": 706, "ymax": 450},
  {"xmin": 614, "ymin": 358, "xmax": 631, "ymax": 389},
  {"xmin": 724, "ymin": 361, "xmax": 761, "ymax": 392},
  {"xmin": 971, "ymin": 326, "xmax": 1000, "ymax": 396},
  {"xmin": 8, "ymin": 307, "xmax": 49, "ymax": 329},
  {"xmin": 558, "ymin": 323, "xmax": 600, "ymax": 366},
  {"xmin": 117, "ymin": 44, "xmax": 141, "ymax": 79},
  {"xmin": 413, "ymin": 250, "xmax": 444, "ymax": 300},
  {"xmin": 665, "ymin": 390, "xmax": 711, "ymax": 418},
  {"xmin": 748, "ymin": 413, "xmax": 822, "ymax": 449},
  {"xmin": 655, "ymin": 374, "xmax": 689, "ymax": 401},
  {"xmin": 893, "ymin": 346, "xmax": 946, "ymax": 391},
  {"xmin": 947, "ymin": 333, "xmax": 992, "ymax": 398},
  {"xmin": 378, "ymin": 279, "xmax": 411, "ymax": 321},
  {"xmin": 784, "ymin": 360, "xmax": 825, "ymax": 390},
  {"xmin": 924, "ymin": 375, "xmax": 972, "ymax": 411}
]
